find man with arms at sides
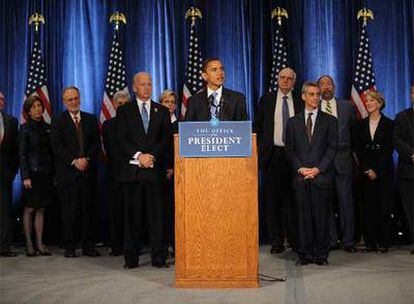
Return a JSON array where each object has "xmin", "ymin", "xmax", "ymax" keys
[
  {"xmin": 255, "ymin": 67, "xmax": 303, "ymax": 254},
  {"xmin": 50, "ymin": 86, "xmax": 101, "ymax": 258},
  {"xmin": 393, "ymin": 85, "xmax": 414, "ymax": 255},
  {"xmin": 317, "ymin": 75, "xmax": 357, "ymax": 253},
  {"xmin": 102, "ymin": 90, "xmax": 131, "ymax": 256},
  {"xmin": 285, "ymin": 82, "xmax": 338, "ymax": 265},
  {"xmin": 184, "ymin": 58, "xmax": 247, "ymax": 121},
  {"xmin": 117, "ymin": 72, "xmax": 170, "ymax": 269},
  {"xmin": 0, "ymin": 91, "xmax": 19, "ymax": 257}
]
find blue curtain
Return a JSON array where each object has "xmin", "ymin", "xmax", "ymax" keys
[{"xmin": 1, "ymin": 0, "xmax": 413, "ymax": 202}]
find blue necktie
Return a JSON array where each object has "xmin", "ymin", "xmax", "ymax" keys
[
  {"xmin": 141, "ymin": 102, "xmax": 149, "ymax": 133},
  {"xmin": 209, "ymin": 91, "xmax": 218, "ymax": 118},
  {"xmin": 282, "ymin": 95, "xmax": 289, "ymax": 143}
]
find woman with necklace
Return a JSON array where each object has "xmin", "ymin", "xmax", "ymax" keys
[
  {"xmin": 19, "ymin": 95, "xmax": 54, "ymax": 256},
  {"xmin": 354, "ymin": 91, "xmax": 394, "ymax": 253}
]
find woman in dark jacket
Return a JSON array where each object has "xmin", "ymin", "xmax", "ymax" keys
[
  {"xmin": 19, "ymin": 95, "xmax": 54, "ymax": 256},
  {"xmin": 354, "ymin": 91, "xmax": 394, "ymax": 253}
]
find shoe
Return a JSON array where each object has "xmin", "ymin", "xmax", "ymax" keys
[
  {"xmin": 378, "ymin": 247, "xmax": 388, "ymax": 253},
  {"xmin": 344, "ymin": 246, "xmax": 357, "ymax": 253},
  {"xmin": 109, "ymin": 248, "xmax": 123, "ymax": 256},
  {"xmin": 314, "ymin": 258, "xmax": 329, "ymax": 266},
  {"xmin": 1, "ymin": 251, "xmax": 18, "ymax": 257},
  {"xmin": 37, "ymin": 249, "xmax": 52, "ymax": 256},
  {"xmin": 296, "ymin": 258, "xmax": 309, "ymax": 266},
  {"xmin": 152, "ymin": 261, "xmax": 169, "ymax": 268},
  {"xmin": 123, "ymin": 264, "xmax": 138, "ymax": 269},
  {"xmin": 64, "ymin": 250, "xmax": 76, "ymax": 258},
  {"xmin": 270, "ymin": 245, "xmax": 285, "ymax": 254},
  {"xmin": 410, "ymin": 249, "xmax": 414, "ymax": 255},
  {"xmin": 26, "ymin": 247, "xmax": 37, "ymax": 257},
  {"xmin": 82, "ymin": 249, "xmax": 101, "ymax": 257}
]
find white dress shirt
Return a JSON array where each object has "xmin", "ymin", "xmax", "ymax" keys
[
  {"xmin": 273, "ymin": 90, "xmax": 295, "ymax": 146},
  {"xmin": 207, "ymin": 86, "xmax": 223, "ymax": 105}
]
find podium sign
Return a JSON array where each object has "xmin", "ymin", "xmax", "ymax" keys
[{"xmin": 178, "ymin": 121, "xmax": 252, "ymax": 157}]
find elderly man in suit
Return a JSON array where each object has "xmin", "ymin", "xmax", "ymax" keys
[
  {"xmin": 255, "ymin": 67, "xmax": 303, "ymax": 254},
  {"xmin": 285, "ymin": 81, "xmax": 338, "ymax": 265},
  {"xmin": 50, "ymin": 86, "xmax": 101, "ymax": 258},
  {"xmin": 184, "ymin": 58, "xmax": 247, "ymax": 121},
  {"xmin": 317, "ymin": 75, "xmax": 357, "ymax": 252},
  {"xmin": 393, "ymin": 85, "xmax": 414, "ymax": 255},
  {"xmin": 0, "ymin": 91, "xmax": 19, "ymax": 257},
  {"xmin": 117, "ymin": 72, "xmax": 170, "ymax": 269},
  {"xmin": 102, "ymin": 90, "xmax": 131, "ymax": 256}
]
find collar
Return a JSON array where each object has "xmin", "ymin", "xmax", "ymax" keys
[
  {"xmin": 322, "ymin": 97, "xmax": 336, "ymax": 104},
  {"xmin": 69, "ymin": 111, "xmax": 81, "ymax": 120},
  {"xmin": 277, "ymin": 90, "xmax": 293, "ymax": 100},
  {"xmin": 136, "ymin": 97, "xmax": 151, "ymax": 107},
  {"xmin": 171, "ymin": 113, "xmax": 177, "ymax": 123},
  {"xmin": 305, "ymin": 107, "xmax": 318, "ymax": 117},
  {"xmin": 207, "ymin": 86, "xmax": 223, "ymax": 100}
]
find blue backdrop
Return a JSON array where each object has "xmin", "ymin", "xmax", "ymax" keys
[{"xmin": 1, "ymin": 0, "xmax": 413, "ymax": 120}]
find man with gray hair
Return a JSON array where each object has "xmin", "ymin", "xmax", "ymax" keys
[
  {"xmin": 50, "ymin": 86, "xmax": 101, "ymax": 258},
  {"xmin": 0, "ymin": 91, "xmax": 19, "ymax": 257},
  {"xmin": 102, "ymin": 90, "xmax": 131, "ymax": 256},
  {"xmin": 255, "ymin": 67, "xmax": 303, "ymax": 254}
]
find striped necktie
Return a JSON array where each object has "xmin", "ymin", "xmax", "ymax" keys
[{"xmin": 325, "ymin": 100, "xmax": 332, "ymax": 115}]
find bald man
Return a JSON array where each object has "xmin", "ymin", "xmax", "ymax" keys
[
  {"xmin": 255, "ymin": 67, "xmax": 303, "ymax": 254},
  {"xmin": 117, "ymin": 72, "xmax": 170, "ymax": 269},
  {"xmin": 0, "ymin": 91, "xmax": 19, "ymax": 256}
]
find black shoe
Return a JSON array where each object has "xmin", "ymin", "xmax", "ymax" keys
[
  {"xmin": 124, "ymin": 264, "xmax": 138, "ymax": 269},
  {"xmin": 83, "ymin": 249, "xmax": 101, "ymax": 257},
  {"xmin": 344, "ymin": 246, "xmax": 357, "ymax": 253},
  {"xmin": 64, "ymin": 250, "xmax": 76, "ymax": 258},
  {"xmin": 410, "ymin": 249, "xmax": 414, "ymax": 255},
  {"xmin": 270, "ymin": 245, "xmax": 285, "ymax": 254},
  {"xmin": 378, "ymin": 247, "xmax": 388, "ymax": 253},
  {"xmin": 152, "ymin": 261, "xmax": 169, "ymax": 268},
  {"xmin": 1, "ymin": 251, "xmax": 18, "ymax": 257},
  {"xmin": 109, "ymin": 248, "xmax": 123, "ymax": 256},
  {"xmin": 314, "ymin": 258, "xmax": 328, "ymax": 266},
  {"xmin": 365, "ymin": 246, "xmax": 377, "ymax": 252}
]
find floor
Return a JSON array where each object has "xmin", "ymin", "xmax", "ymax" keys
[{"xmin": 0, "ymin": 245, "xmax": 413, "ymax": 304}]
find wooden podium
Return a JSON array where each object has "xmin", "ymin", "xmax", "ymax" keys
[{"xmin": 174, "ymin": 134, "xmax": 259, "ymax": 288}]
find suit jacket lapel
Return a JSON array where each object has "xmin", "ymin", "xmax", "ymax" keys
[
  {"xmin": 147, "ymin": 101, "xmax": 158, "ymax": 135},
  {"xmin": 131, "ymin": 101, "xmax": 146, "ymax": 135},
  {"xmin": 203, "ymin": 90, "xmax": 211, "ymax": 120}
]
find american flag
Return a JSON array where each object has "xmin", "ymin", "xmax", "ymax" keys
[
  {"xmin": 23, "ymin": 30, "xmax": 52, "ymax": 123},
  {"xmin": 99, "ymin": 30, "xmax": 127, "ymax": 127},
  {"xmin": 269, "ymin": 21, "xmax": 289, "ymax": 92},
  {"xmin": 350, "ymin": 23, "xmax": 376, "ymax": 119},
  {"xmin": 180, "ymin": 10, "xmax": 204, "ymax": 119}
]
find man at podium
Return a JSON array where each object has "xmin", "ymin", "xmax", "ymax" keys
[{"xmin": 184, "ymin": 58, "xmax": 248, "ymax": 122}]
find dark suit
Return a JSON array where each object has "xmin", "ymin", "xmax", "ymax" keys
[
  {"xmin": 255, "ymin": 90, "xmax": 302, "ymax": 249},
  {"xmin": 285, "ymin": 110, "xmax": 338, "ymax": 260},
  {"xmin": 50, "ymin": 111, "xmax": 100, "ymax": 252},
  {"xmin": 393, "ymin": 107, "xmax": 414, "ymax": 242},
  {"xmin": 0, "ymin": 113, "xmax": 18, "ymax": 253},
  {"xmin": 323, "ymin": 99, "xmax": 357, "ymax": 247},
  {"xmin": 184, "ymin": 87, "xmax": 247, "ymax": 121},
  {"xmin": 117, "ymin": 100, "xmax": 170, "ymax": 266},
  {"xmin": 354, "ymin": 115, "xmax": 394, "ymax": 248},
  {"xmin": 102, "ymin": 117, "xmax": 124, "ymax": 252}
]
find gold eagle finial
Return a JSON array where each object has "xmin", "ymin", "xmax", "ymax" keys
[
  {"xmin": 110, "ymin": 12, "xmax": 127, "ymax": 31},
  {"xmin": 185, "ymin": 7, "xmax": 202, "ymax": 27},
  {"xmin": 29, "ymin": 13, "xmax": 45, "ymax": 32},
  {"xmin": 357, "ymin": 8, "xmax": 374, "ymax": 25},
  {"xmin": 271, "ymin": 7, "xmax": 288, "ymax": 26}
]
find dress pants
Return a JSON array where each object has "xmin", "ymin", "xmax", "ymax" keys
[
  {"xmin": 58, "ymin": 178, "xmax": 96, "ymax": 252},
  {"xmin": 0, "ymin": 181, "xmax": 13, "ymax": 253},
  {"xmin": 123, "ymin": 180, "xmax": 167, "ymax": 266},
  {"xmin": 108, "ymin": 182, "xmax": 124, "ymax": 251},
  {"xmin": 399, "ymin": 179, "xmax": 414, "ymax": 243},
  {"xmin": 295, "ymin": 181, "xmax": 332, "ymax": 260},
  {"xmin": 164, "ymin": 177, "xmax": 175, "ymax": 250},
  {"xmin": 263, "ymin": 146, "xmax": 296, "ymax": 248},
  {"xmin": 362, "ymin": 176, "xmax": 392, "ymax": 248}
]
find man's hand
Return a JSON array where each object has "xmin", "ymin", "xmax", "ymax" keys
[
  {"xmin": 138, "ymin": 153, "xmax": 155, "ymax": 168},
  {"xmin": 74, "ymin": 158, "xmax": 89, "ymax": 171},
  {"xmin": 364, "ymin": 169, "xmax": 377, "ymax": 180},
  {"xmin": 298, "ymin": 167, "xmax": 320, "ymax": 179},
  {"xmin": 23, "ymin": 179, "xmax": 32, "ymax": 189},
  {"xmin": 166, "ymin": 168, "xmax": 174, "ymax": 180}
]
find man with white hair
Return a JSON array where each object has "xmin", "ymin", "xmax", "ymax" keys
[{"xmin": 255, "ymin": 67, "xmax": 303, "ymax": 254}]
